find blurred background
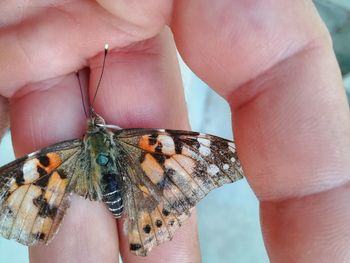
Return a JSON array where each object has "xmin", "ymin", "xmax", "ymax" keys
[{"xmin": 0, "ymin": 1, "xmax": 349, "ymax": 262}]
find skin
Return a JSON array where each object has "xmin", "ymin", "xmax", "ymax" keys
[
  {"xmin": 0, "ymin": 0, "xmax": 349, "ymax": 262},
  {"xmin": 0, "ymin": 96, "xmax": 8, "ymax": 141}
]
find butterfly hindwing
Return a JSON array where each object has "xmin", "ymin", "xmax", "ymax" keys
[
  {"xmin": 126, "ymin": 184, "xmax": 189, "ymax": 256},
  {"xmin": 0, "ymin": 139, "xmax": 82, "ymax": 245},
  {"xmin": 114, "ymin": 128, "xmax": 243, "ymax": 256},
  {"xmin": 119, "ymin": 158, "xmax": 189, "ymax": 256}
]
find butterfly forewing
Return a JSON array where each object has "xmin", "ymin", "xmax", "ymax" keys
[
  {"xmin": 0, "ymin": 139, "xmax": 82, "ymax": 245},
  {"xmin": 114, "ymin": 128, "xmax": 243, "ymax": 256}
]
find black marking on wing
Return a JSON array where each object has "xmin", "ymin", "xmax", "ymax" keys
[
  {"xmin": 33, "ymin": 195, "xmax": 58, "ymax": 219},
  {"xmin": 38, "ymin": 155, "xmax": 50, "ymax": 167},
  {"xmin": 15, "ymin": 171, "xmax": 25, "ymax": 186}
]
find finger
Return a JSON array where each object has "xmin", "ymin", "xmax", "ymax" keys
[
  {"xmin": 172, "ymin": 1, "xmax": 328, "ymax": 99},
  {"xmin": 0, "ymin": 0, "xmax": 172, "ymax": 97},
  {"xmin": 96, "ymin": 0, "xmax": 172, "ymax": 34},
  {"xmin": 172, "ymin": 0, "xmax": 350, "ymax": 208},
  {"xmin": 0, "ymin": 96, "xmax": 9, "ymax": 141},
  {"xmin": 172, "ymin": 0, "xmax": 350, "ymax": 260},
  {"xmin": 261, "ymin": 183, "xmax": 350, "ymax": 262},
  {"xmin": 88, "ymin": 28, "xmax": 201, "ymax": 262},
  {"xmin": 0, "ymin": 0, "xmax": 172, "ymax": 35}
]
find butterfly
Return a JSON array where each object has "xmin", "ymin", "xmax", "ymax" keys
[{"xmin": 0, "ymin": 46, "xmax": 244, "ymax": 257}]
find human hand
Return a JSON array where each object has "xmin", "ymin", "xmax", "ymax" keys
[
  {"xmin": 1, "ymin": 1, "xmax": 198, "ymax": 262},
  {"xmin": 0, "ymin": 1, "xmax": 349, "ymax": 263}
]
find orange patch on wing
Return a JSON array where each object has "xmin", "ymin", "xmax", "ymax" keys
[
  {"xmin": 140, "ymin": 154, "xmax": 164, "ymax": 185},
  {"xmin": 138, "ymin": 135, "xmax": 157, "ymax": 152},
  {"xmin": 44, "ymin": 171, "xmax": 68, "ymax": 207},
  {"xmin": 42, "ymin": 153, "xmax": 62, "ymax": 173},
  {"xmin": 138, "ymin": 135, "xmax": 176, "ymax": 156}
]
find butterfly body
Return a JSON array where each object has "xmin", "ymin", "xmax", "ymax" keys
[{"xmin": 0, "ymin": 112, "xmax": 244, "ymax": 256}]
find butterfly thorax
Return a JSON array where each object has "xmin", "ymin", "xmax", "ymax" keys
[{"xmin": 72, "ymin": 115, "xmax": 125, "ymax": 217}]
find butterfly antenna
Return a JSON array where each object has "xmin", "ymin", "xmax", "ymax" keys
[
  {"xmin": 76, "ymin": 71, "xmax": 88, "ymax": 118},
  {"xmin": 91, "ymin": 44, "xmax": 109, "ymax": 110}
]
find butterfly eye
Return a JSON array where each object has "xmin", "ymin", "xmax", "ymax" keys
[{"xmin": 96, "ymin": 153, "xmax": 110, "ymax": 166}]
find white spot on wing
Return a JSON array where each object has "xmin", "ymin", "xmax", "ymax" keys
[
  {"xmin": 230, "ymin": 157, "xmax": 236, "ymax": 163},
  {"xmin": 198, "ymin": 138, "xmax": 210, "ymax": 147},
  {"xmin": 223, "ymin": 164, "xmax": 229, "ymax": 170},
  {"xmin": 23, "ymin": 160, "xmax": 40, "ymax": 182},
  {"xmin": 207, "ymin": 164, "xmax": 220, "ymax": 176},
  {"xmin": 158, "ymin": 135, "xmax": 175, "ymax": 155},
  {"xmin": 228, "ymin": 142, "xmax": 236, "ymax": 153},
  {"xmin": 199, "ymin": 146, "xmax": 211, "ymax": 156},
  {"xmin": 198, "ymin": 138, "xmax": 211, "ymax": 156}
]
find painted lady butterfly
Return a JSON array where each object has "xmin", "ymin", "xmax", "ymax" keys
[{"xmin": 0, "ymin": 46, "xmax": 244, "ymax": 256}]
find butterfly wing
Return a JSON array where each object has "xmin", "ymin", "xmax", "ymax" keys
[
  {"xmin": 124, "ymin": 179, "xmax": 189, "ymax": 257},
  {"xmin": 0, "ymin": 139, "xmax": 82, "ymax": 245},
  {"xmin": 114, "ymin": 129, "xmax": 243, "ymax": 256}
]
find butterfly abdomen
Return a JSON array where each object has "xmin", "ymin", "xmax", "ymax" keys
[{"xmin": 101, "ymin": 173, "xmax": 124, "ymax": 218}]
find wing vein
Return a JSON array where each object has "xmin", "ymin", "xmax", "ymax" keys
[
  {"xmin": 170, "ymin": 156, "xmax": 207, "ymax": 197},
  {"xmin": 155, "ymin": 205, "xmax": 172, "ymax": 240},
  {"xmin": 130, "ymin": 185, "xmax": 145, "ymax": 252},
  {"xmin": 45, "ymin": 152, "xmax": 82, "ymax": 242},
  {"xmin": 147, "ymin": 210, "xmax": 159, "ymax": 245},
  {"xmin": 7, "ymin": 184, "xmax": 33, "ymax": 239}
]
